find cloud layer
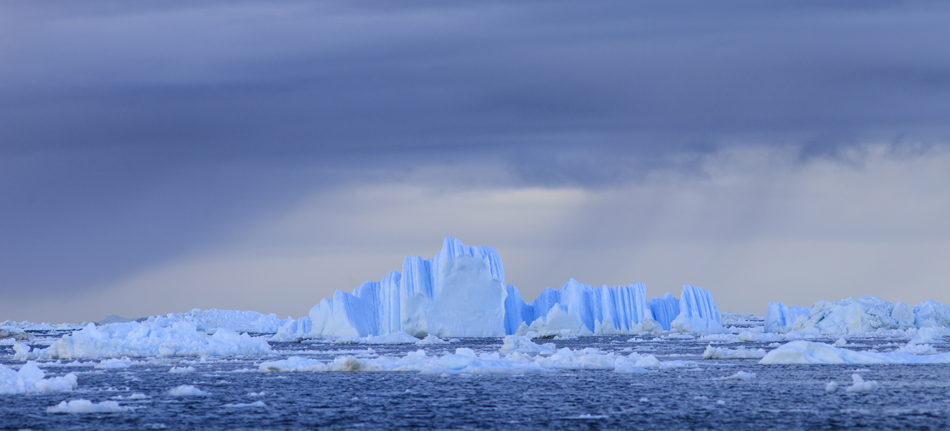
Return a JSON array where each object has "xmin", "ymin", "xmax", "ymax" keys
[{"xmin": 2, "ymin": 1, "xmax": 949, "ymax": 321}]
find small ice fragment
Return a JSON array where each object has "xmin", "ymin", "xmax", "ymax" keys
[
  {"xmin": 725, "ymin": 371, "xmax": 756, "ymax": 380},
  {"xmin": 639, "ymin": 397, "xmax": 649, "ymax": 402},
  {"xmin": 47, "ymin": 399, "xmax": 131, "ymax": 413},
  {"xmin": 223, "ymin": 401, "xmax": 266, "ymax": 408},
  {"xmin": 169, "ymin": 366, "xmax": 195, "ymax": 373},
  {"xmin": 825, "ymin": 381, "xmax": 838, "ymax": 392},
  {"xmin": 833, "ymin": 338, "xmax": 847, "ymax": 347},
  {"xmin": 167, "ymin": 385, "xmax": 209, "ymax": 396},
  {"xmin": 716, "ymin": 400, "xmax": 726, "ymax": 405},
  {"xmin": 845, "ymin": 373, "xmax": 879, "ymax": 392}
]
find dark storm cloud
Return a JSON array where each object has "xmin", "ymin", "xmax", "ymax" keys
[{"xmin": 2, "ymin": 0, "xmax": 950, "ymax": 296}]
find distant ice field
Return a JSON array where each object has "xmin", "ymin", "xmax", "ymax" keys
[{"xmin": 3, "ymin": 330, "xmax": 950, "ymax": 430}]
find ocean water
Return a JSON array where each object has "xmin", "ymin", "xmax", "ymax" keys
[{"xmin": 3, "ymin": 333, "xmax": 950, "ymax": 430}]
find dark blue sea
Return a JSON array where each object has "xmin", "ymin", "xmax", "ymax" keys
[{"xmin": 3, "ymin": 333, "xmax": 950, "ymax": 430}]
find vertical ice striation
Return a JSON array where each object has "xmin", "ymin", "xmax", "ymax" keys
[
  {"xmin": 670, "ymin": 285, "xmax": 726, "ymax": 333},
  {"xmin": 510, "ymin": 280, "xmax": 656, "ymax": 335},
  {"xmin": 648, "ymin": 293, "xmax": 681, "ymax": 331},
  {"xmin": 763, "ymin": 302, "xmax": 812, "ymax": 333},
  {"xmin": 310, "ymin": 238, "xmax": 508, "ymax": 338},
  {"xmin": 308, "ymin": 238, "xmax": 727, "ymax": 337}
]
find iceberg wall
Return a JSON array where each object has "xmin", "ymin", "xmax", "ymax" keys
[
  {"xmin": 310, "ymin": 238, "xmax": 508, "ymax": 338},
  {"xmin": 507, "ymin": 279, "xmax": 655, "ymax": 335},
  {"xmin": 670, "ymin": 285, "xmax": 726, "ymax": 333},
  {"xmin": 308, "ymin": 237, "xmax": 726, "ymax": 337},
  {"xmin": 648, "ymin": 293, "xmax": 680, "ymax": 331},
  {"xmin": 763, "ymin": 296, "xmax": 944, "ymax": 334}
]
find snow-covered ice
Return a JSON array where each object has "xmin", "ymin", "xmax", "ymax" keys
[
  {"xmin": 759, "ymin": 340, "xmax": 950, "ymax": 365},
  {"xmin": 15, "ymin": 321, "xmax": 272, "ymax": 359},
  {"xmin": 167, "ymin": 385, "xmax": 210, "ymax": 396},
  {"xmin": 260, "ymin": 335, "xmax": 674, "ymax": 375},
  {"xmin": 147, "ymin": 309, "xmax": 292, "ymax": 334},
  {"xmin": 47, "ymin": 399, "xmax": 131, "ymax": 414},
  {"xmin": 702, "ymin": 345, "xmax": 766, "ymax": 359},
  {"xmin": 846, "ymin": 373, "xmax": 879, "ymax": 392},
  {"xmin": 0, "ymin": 362, "xmax": 78, "ymax": 394}
]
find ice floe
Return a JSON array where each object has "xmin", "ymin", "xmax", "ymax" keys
[
  {"xmin": 47, "ymin": 399, "xmax": 131, "ymax": 413},
  {"xmin": 702, "ymin": 345, "xmax": 767, "ymax": 359},
  {"xmin": 0, "ymin": 362, "xmax": 78, "ymax": 395},
  {"xmin": 14, "ymin": 321, "xmax": 272, "ymax": 360},
  {"xmin": 846, "ymin": 373, "xmax": 879, "ymax": 392},
  {"xmin": 167, "ymin": 385, "xmax": 210, "ymax": 396},
  {"xmin": 260, "ymin": 335, "xmax": 679, "ymax": 374},
  {"xmin": 759, "ymin": 340, "xmax": 950, "ymax": 365}
]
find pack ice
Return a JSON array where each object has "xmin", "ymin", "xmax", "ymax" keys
[
  {"xmin": 764, "ymin": 296, "xmax": 950, "ymax": 334},
  {"xmin": 306, "ymin": 237, "xmax": 725, "ymax": 338},
  {"xmin": 14, "ymin": 321, "xmax": 272, "ymax": 360}
]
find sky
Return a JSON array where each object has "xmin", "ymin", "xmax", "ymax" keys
[{"xmin": 2, "ymin": 0, "xmax": 950, "ymax": 323}]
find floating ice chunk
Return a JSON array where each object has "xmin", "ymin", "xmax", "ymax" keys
[
  {"xmin": 498, "ymin": 335, "xmax": 555, "ymax": 355},
  {"xmin": 224, "ymin": 401, "xmax": 266, "ymax": 408},
  {"xmin": 167, "ymin": 385, "xmax": 209, "ymax": 396},
  {"xmin": 759, "ymin": 340, "xmax": 950, "ymax": 365},
  {"xmin": 169, "ymin": 366, "xmax": 196, "ymax": 373},
  {"xmin": 260, "ymin": 344, "xmax": 672, "ymax": 375},
  {"xmin": 22, "ymin": 322, "xmax": 272, "ymax": 359},
  {"xmin": 415, "ymin": 335, "xmax": 449, "ymax": 345},
  {"xmin": 725, "ymin": 371, "xmax": 756, "ymax": 380},
  {"xmin": 0, "ymin": 362, "xmax": 78, "ymax": 394},
  {"xmin": 702, "ymin": 345, "xmax": 767, "ymax": 359},
  {"xmin": 670, "ymin": 285, "xmax": 727, "ymax": 334},
  {"xmin": 330, "ymin": 332, "xmax": 420, "ymax": 345},
  {"xmin": 825, "ymin": 381, "xmax": 839, "ymax": 392},
  {"xmin": 47, "ymin": 399, "xmax": 130, "ymax": 413},
  {"xmin": 895, "ymin": 341, "xmax": 938, "ymax": 355},
  {"xmin": 95, "ymin": 358, "xmax": 132, "ymax": 369},
  {"xmin": 833, "ymin": 338, "xmax": 847, "ymax": 346},
  {"xmin": 846, "ymin": 373, "xmax": 879, "ymax": 392}
]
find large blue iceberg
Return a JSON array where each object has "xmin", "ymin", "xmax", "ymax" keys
[{"xmin": 308, "ymin": 238, "xmax": 725, "ymax": 337}]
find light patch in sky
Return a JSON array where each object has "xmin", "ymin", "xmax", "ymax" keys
[{"xmin": 3, "ymin": 145, "xmax": 948, "ymax": 323}]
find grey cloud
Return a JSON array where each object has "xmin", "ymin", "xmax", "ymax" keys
[{"xmin": 2, "ymin": 0, "xmax": 950, "ymax": 299}]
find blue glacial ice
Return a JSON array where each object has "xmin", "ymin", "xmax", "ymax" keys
[{"xmin": 307, "ymin": 237, "xmax": 726, "ymax": 338}]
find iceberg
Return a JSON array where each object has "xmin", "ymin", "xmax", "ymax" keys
[
  {"xmin": 763, "ymin": 296, "xmax": 950, "ymax": 334},
  {"xmin": 15, "ymin": 321, "xmax": 272, "ymax": 360},
  {"xmin": 308, "ymin": 237, "xmax": 726, "ymax": 337},
  {"xmin": 759, "ymin": 340, "xmax": 950, "ymax": 365}
]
